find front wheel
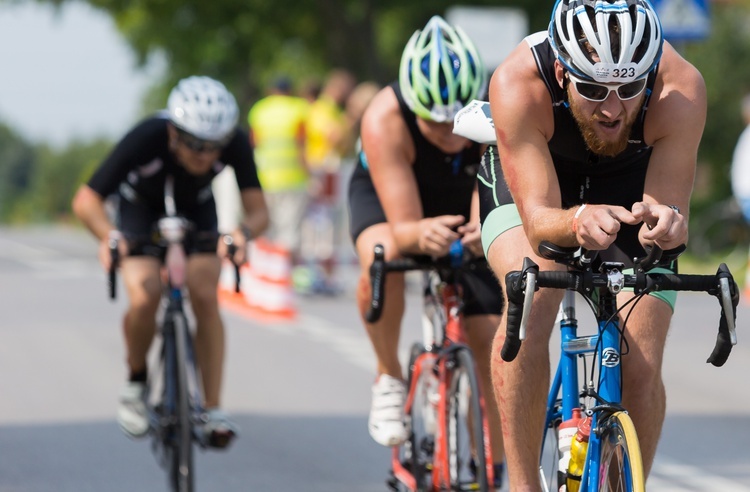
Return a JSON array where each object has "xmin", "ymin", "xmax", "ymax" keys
[
  {"xmin": 167, "ymin": 313, "xmax": 195, "ymax": 492},
  {"xmin": 596, "ymin": 411, "xmax": 645, "ymax": 492},
  {"xmin": 444, "ymin": 346, "xmax": 489, "ymax": 491},
  {"xmin": 397, "ymin": 343, "xmax": 436, "ymax": 491}
]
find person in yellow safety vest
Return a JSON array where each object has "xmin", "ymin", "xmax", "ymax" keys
[
  {"xmin": 299, "ymin": 69, "xmax": 356, "ymax": 294},
  {"xmin": 305, "ymin": 69, "xmax": 356, "ymax": 173},
  {"xmin": 248, "ymin": 76, "xmax": 311, "ymax": 263}
]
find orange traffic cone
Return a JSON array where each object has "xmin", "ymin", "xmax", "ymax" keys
[{"xmin": 242, "ymin": 238, "xmax": 297, "ymax": 321}]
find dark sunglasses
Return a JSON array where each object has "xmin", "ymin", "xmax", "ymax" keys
[
  {"xmin": 568, "ymin": 73, "xmax": 648, "ymax": 103},
  {"xmin": 176, "ymin": 129, "xmax": 228, "ymax": 153}
]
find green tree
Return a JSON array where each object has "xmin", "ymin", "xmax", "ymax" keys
[
  {"xmin": 0, "ymin": 123, "xmax": 36, "ymax": 221},
  {"xmin": 683, "ymin": 4, "xmax": 750, "ymax": 208},
  {"xmin": 10, "ymin": 139, "xmax": 111, "ymax": 223},
  {"xmin": 25, "ymin": 0, "xmax": 539, "ymax": 114}
]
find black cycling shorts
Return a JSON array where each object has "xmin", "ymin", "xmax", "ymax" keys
[
  {"xmin": 347, "ymin": 164, "xmax": 387, "ymax": 244},
  {"xmin": 117, "ymin": 195, "xmax": 220, "ymax": 259},
  {"xmin": 457, "ymin": 262, "xmax": 505, "ymax": 317}
]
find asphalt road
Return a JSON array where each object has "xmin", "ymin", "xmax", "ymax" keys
[{"xmin": 1, "ymin": 225, "xmax": 749, "ymax": 491}]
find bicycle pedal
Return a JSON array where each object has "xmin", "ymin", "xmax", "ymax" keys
[
  {"xmin": 386, "ymin": 475, "xmax": 400, "ymax": 491},
  {"xmin": 207, "ymin": 429, "xmax": 236, "ymax": 449}
]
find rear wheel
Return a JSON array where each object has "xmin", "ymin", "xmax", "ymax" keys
[
  {"xmin": 596, "ymin": 411, "xmax": 645, "ymax": 492},
  {"xmin": 445, "ymin": 346, "xmax": 488, "ymax": 491}
]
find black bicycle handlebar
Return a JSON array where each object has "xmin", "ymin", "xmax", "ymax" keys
[
  {"xmin": 108, "ymin": 232, "xmax": 120, "ymax": 300},
  {"xmin": 365, "ymin": 241, "xmax": 481, "ymax": 323},
  {"xmin": 502, "ymin": 243, "xmax": 738, "ymax": 366},
  {"xmin": 222, "ymin": 234, "xmax": 242, "ymax": 294},
  {"xmin": 106, "ymin": 232, "xmax": 243, "ymax": 298}
]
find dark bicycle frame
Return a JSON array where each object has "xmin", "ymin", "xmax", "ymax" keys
[{"xmin": 108, "ymin": 176, "xmax": 240, "ymax": 492}]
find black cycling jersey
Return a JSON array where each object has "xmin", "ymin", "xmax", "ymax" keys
[
  {"xmin": 478, "ymin": 32, "xmax": 661, "ymax": 267},
  {"xmin": 88, "ymin": 115, "xmax": 261, "ymax": 214},
  {"xmin": 349, "ymin": 82, "xmax": 482, "ymax": 241},
  {"xmin": 348, "ymin": 83, "xmax": 502, "ymax": 316},
  {"xmin": 87, "ymin": 114, "xmax": 262, "ymax": 257}
]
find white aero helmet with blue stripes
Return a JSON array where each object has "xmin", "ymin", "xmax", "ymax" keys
[
  {"xmin": 167, "ymin": 76, "xmax": 239, "ymax": 142},
  {"xmin": 399, "ymin": 15, "xmax": 486, "ymax": 123},
  {"xmin": 548, "ymin": 0, "xmax": 663, "ymax": 83}
]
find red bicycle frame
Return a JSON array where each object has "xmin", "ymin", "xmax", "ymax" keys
[{"xmin": 391, "ymin": 281, "xmax": 494, "ymax": 490}]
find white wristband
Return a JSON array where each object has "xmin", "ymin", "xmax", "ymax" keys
[{"xmin": 572, "ymin": 204, "xmax": 587, "ymax": 234}]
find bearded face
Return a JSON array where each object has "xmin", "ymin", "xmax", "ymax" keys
[{"xmin": 566, "ymin": 84, "xmax": 644, "ymax": 158}]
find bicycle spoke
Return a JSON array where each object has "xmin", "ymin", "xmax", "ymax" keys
[
  {"xmin": 597, "ymin": 412, "xmax": 645, "ymax": 492},
  {"xmin": 446, "ymin": 347, "xmax": 488, "ymax": 491}
]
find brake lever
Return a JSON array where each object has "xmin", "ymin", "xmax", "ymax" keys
[{"xmin": 717, "ymin": 264, "xmax": 738, "ymax": 345}]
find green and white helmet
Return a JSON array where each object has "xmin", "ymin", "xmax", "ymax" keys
[{"xmin": 399, "ymin": 15, "xmax": 486, "ymax": 123}]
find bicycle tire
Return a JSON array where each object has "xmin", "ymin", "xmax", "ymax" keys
[
  {"xmin": 539, "ymin": 414, "xmax": 563, "ymax": 492},
  {"xmin": 167, "ymin": 312, "xmax": 195, "ymax": 492},
  {"xmin": 445, "ymin": 346, "xmax": 489, "ymax": 491},
  {"xmin": 596, "ymin": 411, "xmax": 645, "ymax": 492},
  {"xmin": 401, "ymin": 342, "xmax": 435, "ymax": 492}
]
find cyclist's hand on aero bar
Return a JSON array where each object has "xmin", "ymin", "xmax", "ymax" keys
[
  {"xmin": 573, "ymin": 204, "xmax": 640, "ymax": 250},
  {"xmin": 632, "ymin": 201, "xmax": 688, "ymax": 250},
  {"xmin": 418, "ymin": 215, "xmax": 465, "ymax": 257}
]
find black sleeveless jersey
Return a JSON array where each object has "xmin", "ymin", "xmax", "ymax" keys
[
  {"xmin": 527, "ymin": 32, "xmax": 657, "ymax": 180},
  {"xmin": 354, "ymin": 82, "xmax": 482, "ymax": 220},
  {"xmin": 87, "ymin": 115, "xmax": 261, "ymax": 213}
]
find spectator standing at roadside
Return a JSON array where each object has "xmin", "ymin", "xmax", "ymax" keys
[
  {"xmin": 248, "ymin": 77, "xmax": 311, "ymax": 264},
  {"xmin": 344, "ymin": 81, "xmax": 382, "ymax": 153},
  {"xmin": 299, "ymin": 69, "xmax": 357, "ymax": 294}
]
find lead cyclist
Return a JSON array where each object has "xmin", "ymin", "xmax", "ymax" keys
[{"xmin": 463, "ymin": 0, "xmax": 707, "ymax": 489}]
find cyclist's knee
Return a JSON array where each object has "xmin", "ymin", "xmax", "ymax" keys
[
  {"xmin": 127, "ymin": 283, "xmax": 161, "ymax": 316},
  {"xmin": 189, "ymin": 284, "xmax": 220, "ymax": 313}
]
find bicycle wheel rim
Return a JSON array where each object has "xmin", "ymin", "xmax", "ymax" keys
[
  {"xmin": 446, "ymin": 347, "xmax": 488, "ymax": 491},
  {"xmin": 597, "ymin": 411, "xmax": 645, "ymax": 492},
  {"xmin": 171, "ymin": 312, "xmax": 194, "ymax": 492}
]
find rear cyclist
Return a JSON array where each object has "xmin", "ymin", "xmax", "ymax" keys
[
  {"xmin": 72, "ymin": 76, "xmax": 269, "ymax": 447},
  {"xmin": 347, "ymin": 15, "xmax": 505, "ymax": 486}
]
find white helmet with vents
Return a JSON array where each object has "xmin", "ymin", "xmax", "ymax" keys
[
  {"xmin": 167, "ymin": 76, "xmax": 239, "ymax": 141},
  {"xmin": 548, "ymin": 0, "xmax": 663, "ymax": 83},
  {"xmin": 399, "ymin": 15, "xmax": 486, "ymax": 123}
]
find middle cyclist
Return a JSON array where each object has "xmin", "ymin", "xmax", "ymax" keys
[{"xmin": 347, "ymin": 15, "xmax": 505, "ymax": 487}]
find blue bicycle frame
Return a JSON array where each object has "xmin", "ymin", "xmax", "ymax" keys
[
  {"xmin": 543, "ymin": 287, "xmax": 635, "ymax": 491},
  {"xmin": 501, "ymin": 243, "xmax": 738, "ymax": 492}
]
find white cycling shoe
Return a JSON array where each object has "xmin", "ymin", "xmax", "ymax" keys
[
  {"xmin": 368, "ymin": 374, "xmax": 408, "ymax": 447},
  {"xmin": 117, "ymin": 381, "xmax": 149, "ymax": 439}
]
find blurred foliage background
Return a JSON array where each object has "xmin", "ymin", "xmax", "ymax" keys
[{"xmin": 1, "ymin": 0, "xmax": 750, "ymax": 261}]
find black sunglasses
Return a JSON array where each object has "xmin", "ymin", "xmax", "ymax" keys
[
  {"xmin": 568, "ymin": 73, "xmax": 648, "ymax": 102},
  {"xmin": 176, "ymin": 129, "xmax": 228, "ymax": 153}
]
